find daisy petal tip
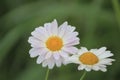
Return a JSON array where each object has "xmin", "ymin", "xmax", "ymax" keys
[
  {"xmin": 36, "ymin": 60, "xmax": 40, "ymax": 64},
  {"xmin": 30, "ymin": 55, "xmax": 34, "ymax": 58},
  {"xmin": 52, "ymin": 19, "xmax": 57, "ymax": 24},
  {"xmin": 81, "ymin": 47, "xmax": 87, "ymax": 49},
  {"xmin": 53, "ymin": 19, "xmax": 57, "ymax": 21},
  {"xmin": 78, "ymin": 66, "xmax": 83, "ymax": 70},
  {"xmin": 29, "ymin": 53, "xmax": 37, "ymax": 58},
  {"xmin": 48, "ymin": 66, "xmax": 54, "ymax": 69},
  {"xmin": 102, "ymin": 69, "xmax": 107, "ymax": 72},
  {"xmin": 100, "ymin": 47, "xmax": 107, "ymax": 51},
  {"xmin": 85, "ymin": 68, "xmax": 91, "ymax": 72},
  {"xmin": 64, "ymin": 21, "xmax": 68, "ymax": 25},
  {"xmin": 80, "ymin": 47, "xmax": 88, "ymax": 51},
  {"xmin": 112, "ymin": 59, "xmax": 115, "ymax": 61}
]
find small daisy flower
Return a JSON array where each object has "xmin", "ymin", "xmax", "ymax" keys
[
  {"xmin": 28, "ymin": 19, "xmax": 79, "ymax": 69},
  {"xmin": 67, "ymin": 47, "xmax": 115, "ymax": 72}
]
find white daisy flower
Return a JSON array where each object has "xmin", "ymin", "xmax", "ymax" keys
[
  {"xmin": 67, "ymin": 47, "xmax": 115, "ymax": 72},
  {"xmin": 28, "ymin": 19, "xmax": 80, "ymax": 69}
]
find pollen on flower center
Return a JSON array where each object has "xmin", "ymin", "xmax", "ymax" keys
[
  {"xmin": 46, "ymin": 36, "xmax": 63, "ymax": 51},
  {"xmin": 79, "ymin": 52, "xmax": 99, "ymax": 65}
]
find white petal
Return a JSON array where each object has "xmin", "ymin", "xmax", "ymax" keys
[
  {"xmin": 36, "ymin": 27, "xmax": 49, "ymax": 37},
  {"xmin": 36, "ymin": 56, "xmax": 45, "ymax": 64},
  {"xmin": 55, "ymin": 59, "xmax": 62, "ymax": 67},
  {"xmin": 62, "ymin": 25, "xmax": 76, "ymax": 39},
  {"xmin": 81, "ymin": 47, "xmax": 88, "ymax": 51},
  {"xmin": 90, "ymin": 49, "xmax": 97, "ymax": 53},
  {"xmin": 99, "ymin": 51, "xmax": 113, "ymax": 59},
  {"xmin": 63, "ymin": 46, "xmax": 78, "ymax": 54},
  {"xmin": 78, "ymin": 65, "xmax": 86, "ymax": 70},
  {"xmin": 98, "ymin": 64, "xmax": 107, "ymax": 68},
  {"xmin": 29, "ymin": 48, "xmax": 40, "ymax": 57},
  {"xmin": 63, "ymin": 58, "xmax": 68, "ymax": 65},
  {"xmin": 51, "ymin": 19, "xmax": 58, "ymax": 35},
  {"xmin": 100, "ymin": 67, "xmax": 107, "ymax": 72},
  {"xmin": 42, "ymin": 61, "xmax": 48, "ymax": 67},
  {"xmin": 67, "ymin": 55, "xmax": 80, "ymax": 64},
  {"xmin": 53, "ymin": 52, "xmax": 60, "ymax": 60},
  {"xmin": 64, "ymin": 37, "xmax": 79, "ymax": 45},
  {"xmin": 66, "ymin": 25, "xmax": 76, "ymax": 33},
  {"xmin": 32, "ymin": 27, "xmax": 47, "ymax": 39},
  {"xmin": 31, "ymin": 34, "xmax": 46, "ymax": 42},
  {"xmin": 65, "ymin": 39, "xmax": 79, "ymax": 46},
  {"xmin": 48, "ymin": 58, "xmax": 55, "ymax": 69},
  {"xmin": 98, "ymin": 58, "xmax": 115, "ymax": 65},
  {"xmin": 97, "ymin": 64, "xmax": 107, "ymax": 72},
  {"xmin": 45, "ymin": 52, "xmax": 52, "ymax": 59},
  {"xmin": 58, "ymin": 22, "xmax": 68, "ymax": 37},
  {"xmin": 48, "ymin": 62, "xmax": 54, "ymax": 69},
  {"xmin": 63, "ymin": 32, "xmax": 78, "ymax": 42},
  {"xmin": 38, "ymin": 48, "xmax": 48, "ymax": 56},
  {"xmin": 44, "ymin": 23, "xmax": 52, "ymax": 36},
  {"xmin": 92, "ymin": 65, "xmax": 99, "ymax": 71},
  {"xmin": 85, "ymin": 67, "xmax": 91, "ymax": 71},
  {"xmin": 106, "ymin": 63, "xmax": 112, "ymax": 65},
  {"xmin": 96, "ymin": 47, "xmax": 107, "ymax": 55},
  {"xmin": 78, "ymin": 47, "xmax": 88, "ymax": 55},
  {"xmin": 28, "ymin": 37, "xmax": 45, "ymax": 48},
  {"xmin": 28, "ymin": 37, "xmax": 39, "ymax": 44},
  {"xmin": 59, "ymin": 51, "xmax": 69, "ymax": 58}
]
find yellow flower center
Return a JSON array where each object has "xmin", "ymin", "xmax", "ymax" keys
[
  {"xmin": 79, "ymin": 52, "xmax": 99, "ymax": 65},
  {"xmin": 46, "ymin": 36, "xmax": 63, "ymax": 51}
]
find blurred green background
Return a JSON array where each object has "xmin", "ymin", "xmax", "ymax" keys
[{"xmin": 0, "ymin": 0, "xmax": 120, "ymax": 80}]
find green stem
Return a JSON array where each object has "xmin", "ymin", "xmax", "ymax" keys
[
  {"xmin": 80, "ymin": 71, "xmax": 87, "ymax": 80},
  {"xmin": 112, "ymin": 0, "xmax": 120, "ymax": 27},
  {"xmin": 45, "ymin": 68, "xmax": 50, "ymax": 80}
]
